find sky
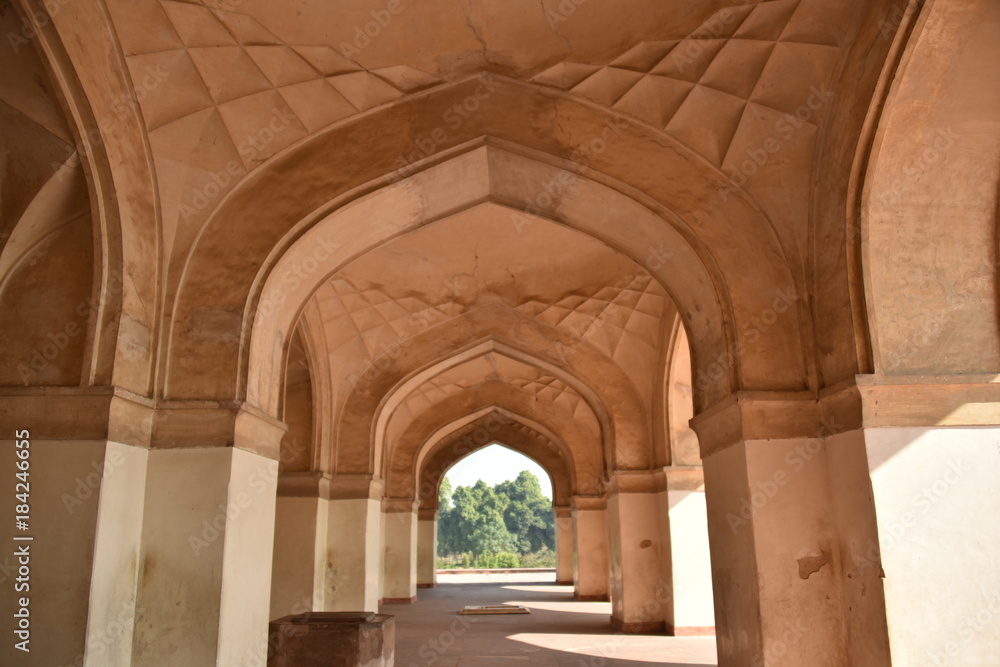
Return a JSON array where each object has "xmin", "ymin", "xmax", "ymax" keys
[{"xmin": 443, "ymin": 444, "xmax": 553, "ymax": 499}]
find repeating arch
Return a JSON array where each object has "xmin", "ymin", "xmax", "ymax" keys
[
  {"xmin": 161, "ymin": 81, "xmax": 809, "ymax": 414},
  {"xmin": 412, "ymin": 408, "xmax": 581, "ymax": 510}
]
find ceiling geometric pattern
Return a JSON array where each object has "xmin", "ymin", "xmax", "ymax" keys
[
  {"xmin": 393, "ymin": 352, "xmax": 597, "ymax": 434},
  {"xmin": 315, "ymin": 271, "xmax": 666, "ymax": 389},
  {"xmin": 516, "ymin": 272, "xmax": 666, "ymax": 363},
  {"xmin": 133, "ymin": 0, "xmax": 440, "ymax": 160},
  {"xmin": 108, "ymin": 0, "xmax": 854, "ymax": 267},
  {"xmin": 532, "ymin": 0, "xmax": 843, "ymax": 166}
]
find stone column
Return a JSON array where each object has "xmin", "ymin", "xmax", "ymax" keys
[
  {"xmin": 131, "ymin": 406, "xmax": 284, "ymax": 667},
  {"xmin": 554, "ymin": 506, "xmax": 574, "ymax": 585},
  {"xmin": 270, "ymin": 473, "xmax": 331, "ymax": 619},
  {"xmin": 382, "ymin": 498, "xmax": 418, "ymax": 604},
  {"xmin": 325, "ymin": 475, "xmax": 384, "ymax": 612},
  {"xmin": 665, "ymin": 467, "xmax": 715, "ymax": 635},
  {"xmin": 691, "ymin": 392, "xmax": 888, "ymax": 667},
  {"xmin": 850, "ymin": 377, "xmax": 1000, "ymax": 666},
  {"xmin": 571, "ymin": 495, "xmax": 609, "ymax": 601},
  {"xmin": 607, "ymin": 471, "xmax": 670, "ymax": 633},
  {"xmin": 0, "ymin": 391, "xmax": 150, "ymax": 667},
  {"xmin": 416, "ymin": 508, "xmax": 437, "ymax": 588}
]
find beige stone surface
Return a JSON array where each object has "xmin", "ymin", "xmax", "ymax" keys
[{"xmin": 1, "ymin": 0, "xmax": 999, "ymax": 663}]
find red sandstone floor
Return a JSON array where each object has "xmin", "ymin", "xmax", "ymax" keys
[{"xmin": 384, "ymin": 572, "xmax": 718, "ymax": 666}]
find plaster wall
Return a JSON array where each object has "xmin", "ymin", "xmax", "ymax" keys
[{"xmin": 865, "ymin": 426, "xmax": 1000, "ymax": 665}]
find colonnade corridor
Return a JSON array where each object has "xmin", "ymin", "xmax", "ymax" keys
[{"xmin": 389, "ymin": 572, "xmax": 717, "ymax": 667}]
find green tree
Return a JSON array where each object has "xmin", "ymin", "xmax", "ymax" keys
[
  {"xmin": 447, "ymin": 480, "xmax": 517, "ymax": 556},
  {"xmin": 438, "ymin": 477, "xmax": 453, "ymax": 511},
  {"xmin": 435, "ymin": 471, "xmax": 555, "ymax": 563},
  {"xmin": 496, "ymin": 471, "xmax": 555, "ymax": 554},
  {"xmin": 437, "ymin": 477, "xmax": 457, "ymax": 554}
]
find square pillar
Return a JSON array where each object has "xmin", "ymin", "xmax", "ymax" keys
[
  {"xmin": 571, "ymin": 495, "xmax": 609, "ymax": 601},
  {"xmin": 554, "ymin": 506, "xmax": 574, "ymax": 585},
  {"xmin": 325, "ymin": 475, "xmax": 384, "ymax": 612},
  {"xmin": 665, "ymin": 467, "xmax": 715, "ymax": 635},
  {"xmin": 852, "ymin": 377, "xmax": 1000, "ymax": 665},
  {"xmin": 382, "ymin": 498, "xmax": 418, "ymax": 604},
  {"xmin": 0, "ymin": 437, "xmax": 147, "ymax": 667},
  {"xmin": 416, "ymin": 508, "xmax": 437, "ymax": 588},
  {"xmin": 132, "ymin": 445, "xmax": 279, "ymax": 667},
  {"xmin": 270, "ymin": 473, "xmax": 331, "ymax": 619},
  {"xmin": 607, "ymin": 471, "xmax": 670, "ymax": 633},
  {"xmin": 692, "ymin": 394, "xmax": 865, "ymax": 667}
]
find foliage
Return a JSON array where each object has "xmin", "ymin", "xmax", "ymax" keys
[
  {"xmin": 438, "ymin": 476, "xmax": 452, "ymax": 511},
  {"xmin": 436, "ymin": 552, "xmax": 523, "ymax": 569},
  {"xmin": 436, "ymin": 471, "xmax": 555, "ymax": 567},
  {"xmin": 519, "ymin": 546, "xmax": 557, "ymax": 568}
]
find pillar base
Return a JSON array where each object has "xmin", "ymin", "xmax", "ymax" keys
[
  {"xmin": 611, "ymin": 617, "xmax": 666, "ymax": 634},
  {"xmin": 555, "ymin": 580, "xmax": 573, "ymax": 586},
  {"xmin": 577, "ymin": 594, "xmax": 609, "ymax": 602},
  {"xmin": 382, "ymin": 596, "xmax": 417, "ymax": 604},
  {"xmin": 416, "ymin": 583, "xmax": 436, "ymax": 589}
]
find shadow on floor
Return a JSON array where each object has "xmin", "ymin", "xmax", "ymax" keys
[{"xmin": 385, "ymin": 572, "xmax": 718, "ymax": 667}]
